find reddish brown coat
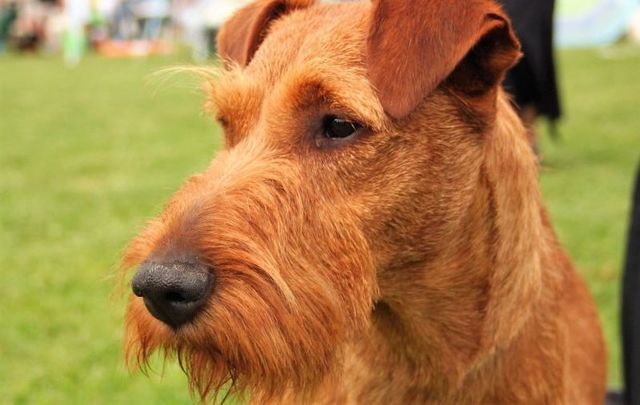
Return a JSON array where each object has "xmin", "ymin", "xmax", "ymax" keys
[{"xmin": 123, "ymin": 1, "xmax": 606, "ymax": 403}]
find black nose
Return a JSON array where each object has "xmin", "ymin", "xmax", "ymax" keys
[{"xmin": 132, "ymin": 259, "xmax": 214, "ymax": 329}]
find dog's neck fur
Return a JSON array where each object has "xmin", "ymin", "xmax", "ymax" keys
[{"xmin": 339, "ymin": 94, "xmax": 552, "ymax": 402}]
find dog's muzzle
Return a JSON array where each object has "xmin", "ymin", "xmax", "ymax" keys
[{"xmin": 132, "ymin": 259, "xmax": 214, "ymax": 329}]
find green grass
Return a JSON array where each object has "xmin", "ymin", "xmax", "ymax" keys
[
  {"xmin": 539, "ymin": 44, "xmax": 640, "ymax": 387},
  {"xmin": 0, "ymin": 53, "xmax": 220, "ymax": 403},
  {"xmin": 0, "ymin": 46, "xmax": 638, "ymax": 401}
]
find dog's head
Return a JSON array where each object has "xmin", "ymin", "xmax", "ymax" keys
[{"xmin": 123, "ymin": 0, "xmax": 535, "ymax": 401}]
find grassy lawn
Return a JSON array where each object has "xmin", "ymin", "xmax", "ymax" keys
[{"xmin": 1, "ymin": 45, "xmax": 638, "ymax": 402}]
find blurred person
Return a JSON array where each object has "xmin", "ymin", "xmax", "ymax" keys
[
  {"xmin": 111, "ymin": 0, "xmax": 137, "ymax": 40},
  {"xmin": 62, "ymin": 0, "xmax": 90, "ymax": 65},
  {"xmin": 42, "ymin": 0, "xmax": 65, "ymax": 54},
  {"xmin": 13, "ymin": 0, "xmax": 47, "ymax": 52},
  {"xmin": 88, "ymin": 0, "xmax": 118, "ymax": 47},
  {"xmin": 132, "ymin": 0, "xmax": 169, "ymax": 41},
  {"xmin": 500, "ymin": 0, "xmax": 561, "ymax": 153},
  {"xmin": 171, "ymin": 0, "xmax": 207, "ymax": 60},
  {"xmin": 0, "ymin": 1, "xmax": 17, "ymax": 54},
  {"xmin": 623, "ymin": 165, "xmax": 640, "ymax": 405},
  {"xmin": 173, "ymin": 0, "xmax": 248, "ymax": 61}
]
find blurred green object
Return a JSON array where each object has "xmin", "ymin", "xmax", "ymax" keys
[
  {"xmin": 0, "ymin": 47, "xmax": 639, "ymax": 401},
  {"xmin": 63, "ymin": 27, "xmax": 86, "ymax": 66},
  {"xmin": 0, "ymin": 2, "xmax": 17, "ymax": 53}
]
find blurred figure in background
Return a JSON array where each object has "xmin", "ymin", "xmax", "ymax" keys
[
  {"xmin": 42, "ymin": 1, "xmax": 65, "ymax": 55},
  {"xmin": 88, "ymin": 0, "xmax": 118, "ymax": 48},
  {"xmin": 62, "ymin": 0, "xmax": 90, "ymax": 65},
  {"xmin": 623, "ymin": 166, "xmax": 640, "ymax": 405},
  {"xmin": 13, "ymin": 0, "xmax": 48, "ymax": 52},
  {"xmin": 133, "ymin": 0, "xmax": 169, "ymax": 41},
  {"xmin": 111, "ymin": 0, "xmax": 137, "ymax": 41},
  {"xmin": 0, "ymin": 0, "xmax": 249, "ymax": 59},
  {"xmin": 0, "ymin": 1, "xmax": 17, "ymax": 54},
  {"xmin": 171, "ymin": 0, "xmax": 207, "ymax": 60},
  {"xmin": 173, "ymin": 0, "xmax": 247, "ymax": 61},
  {"xmin": 203, "ymin": 0, "xmax": 249, "ymax": 56},
  {"xmin": 500, "ymin": 0, "xmax": 562, "ymax": 153}
]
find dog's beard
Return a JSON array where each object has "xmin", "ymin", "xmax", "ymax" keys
[
  {"xmin": 125, "ymin": 270, "xmax": 354, "ymax": 402},
  {"xmin": 124, "ymin": 238, "xmax": 374, "ymax": 402}
]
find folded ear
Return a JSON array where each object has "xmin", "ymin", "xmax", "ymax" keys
[
  {"xmin": 217, "ymin": 0, "xmax": 315, "ymax": 67},
  {"xmin": 367, "ymin": 0, "xmax": 521, "ymax": 119}
]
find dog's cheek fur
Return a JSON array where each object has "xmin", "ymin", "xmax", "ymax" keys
[{"xmin": 328, "ymin": 91, "xmax": 485, "ymax": 270}]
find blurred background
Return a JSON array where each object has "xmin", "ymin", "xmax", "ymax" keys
[{"xmin": 0, "ymin": 0, "xmax": 639, "ymax": 402}]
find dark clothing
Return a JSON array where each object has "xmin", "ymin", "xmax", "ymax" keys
[
  {"xmin": 500, "ymin": 0, "xmax": 561, "ymax": 121},
  {"xmin": 623, "ymin": 165, "xmax": 640, "ymax": 405}
]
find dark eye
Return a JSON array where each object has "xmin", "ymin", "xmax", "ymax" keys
[{"xmin": 323, "ymin": 116, "xmax": 362, "ymax": 139}]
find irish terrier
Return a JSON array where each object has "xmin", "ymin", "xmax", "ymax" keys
[{"xmin": 122, "ymin": 0, "xmax": 607, "ymax": 403}]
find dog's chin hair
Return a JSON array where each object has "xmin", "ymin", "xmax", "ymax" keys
[
  {"xmin": 123, "ymin": 324, "xmax": 234, "ymax": 402},
  {"xmin": 177, "ymin": 345, "xmax": 237, "ymax": 403},
  {"xmin": 125, "ymin": 328, "xmax": 343, "ymax": 404},
  {"xmin": 176, "ymin": 344, "xmax": 336, "ymax": 404},
  {"xmin": 124, "ymin": 273, "xmax": 351, "ymax": 403}
]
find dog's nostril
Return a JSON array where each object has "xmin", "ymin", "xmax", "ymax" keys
[
  {"xmin": 165, "ymin": 290, "xmax": 187, "ymax": 303},
  {"xmin": 131, "ymin": 259, "xmax": 214, "ymax": 329}
]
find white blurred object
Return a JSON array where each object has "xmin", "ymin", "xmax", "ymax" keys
[
  {"xmin": 629, "ymin": 7, "xmax": 640, "ymax": 43},
  {"xmin": 64, "ymin": 0, "xmax": 90, "ymax": 28},
  {"xmin": 96, "ymin": 0, "xmax": 119, "ymax": 20},
  {"xmin": 63, "ymin": 0, "xmax": 90, "ymax": 66},
  {"xmin": 176, "ymin": 0, "xmax": 248, "ymax": 61},
  {"xmin": 556, "ymin": 0, "xmax": 639, "ymax": 47},
  {"xmin": 133, "ymin": 0, "xmax": 170, "ymax": 19},
  {"xmin": 201, "ymin": 0, "xmax": 249, "ymax": 29},
  {"xmin": 174, "ymin": 0, "xmax": 206, "ymax": 60}
]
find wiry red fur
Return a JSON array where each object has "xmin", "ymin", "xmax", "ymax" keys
[{"xmin": 122, "ymin": 0, "xmax": 606, "ymax": 403}]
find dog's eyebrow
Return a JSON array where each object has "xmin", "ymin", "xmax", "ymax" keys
[
  {"xmin": 207, "ymin": 64, "xmax": 387, "ymax": 132},
  {"xmin": 277, "ymin": 64, "xmax": 387, "ymax": 131}
]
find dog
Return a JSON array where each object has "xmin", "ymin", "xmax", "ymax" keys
[{"xmin": 122, "ymin": 0, "xmax": 607, "ymax": 402}]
